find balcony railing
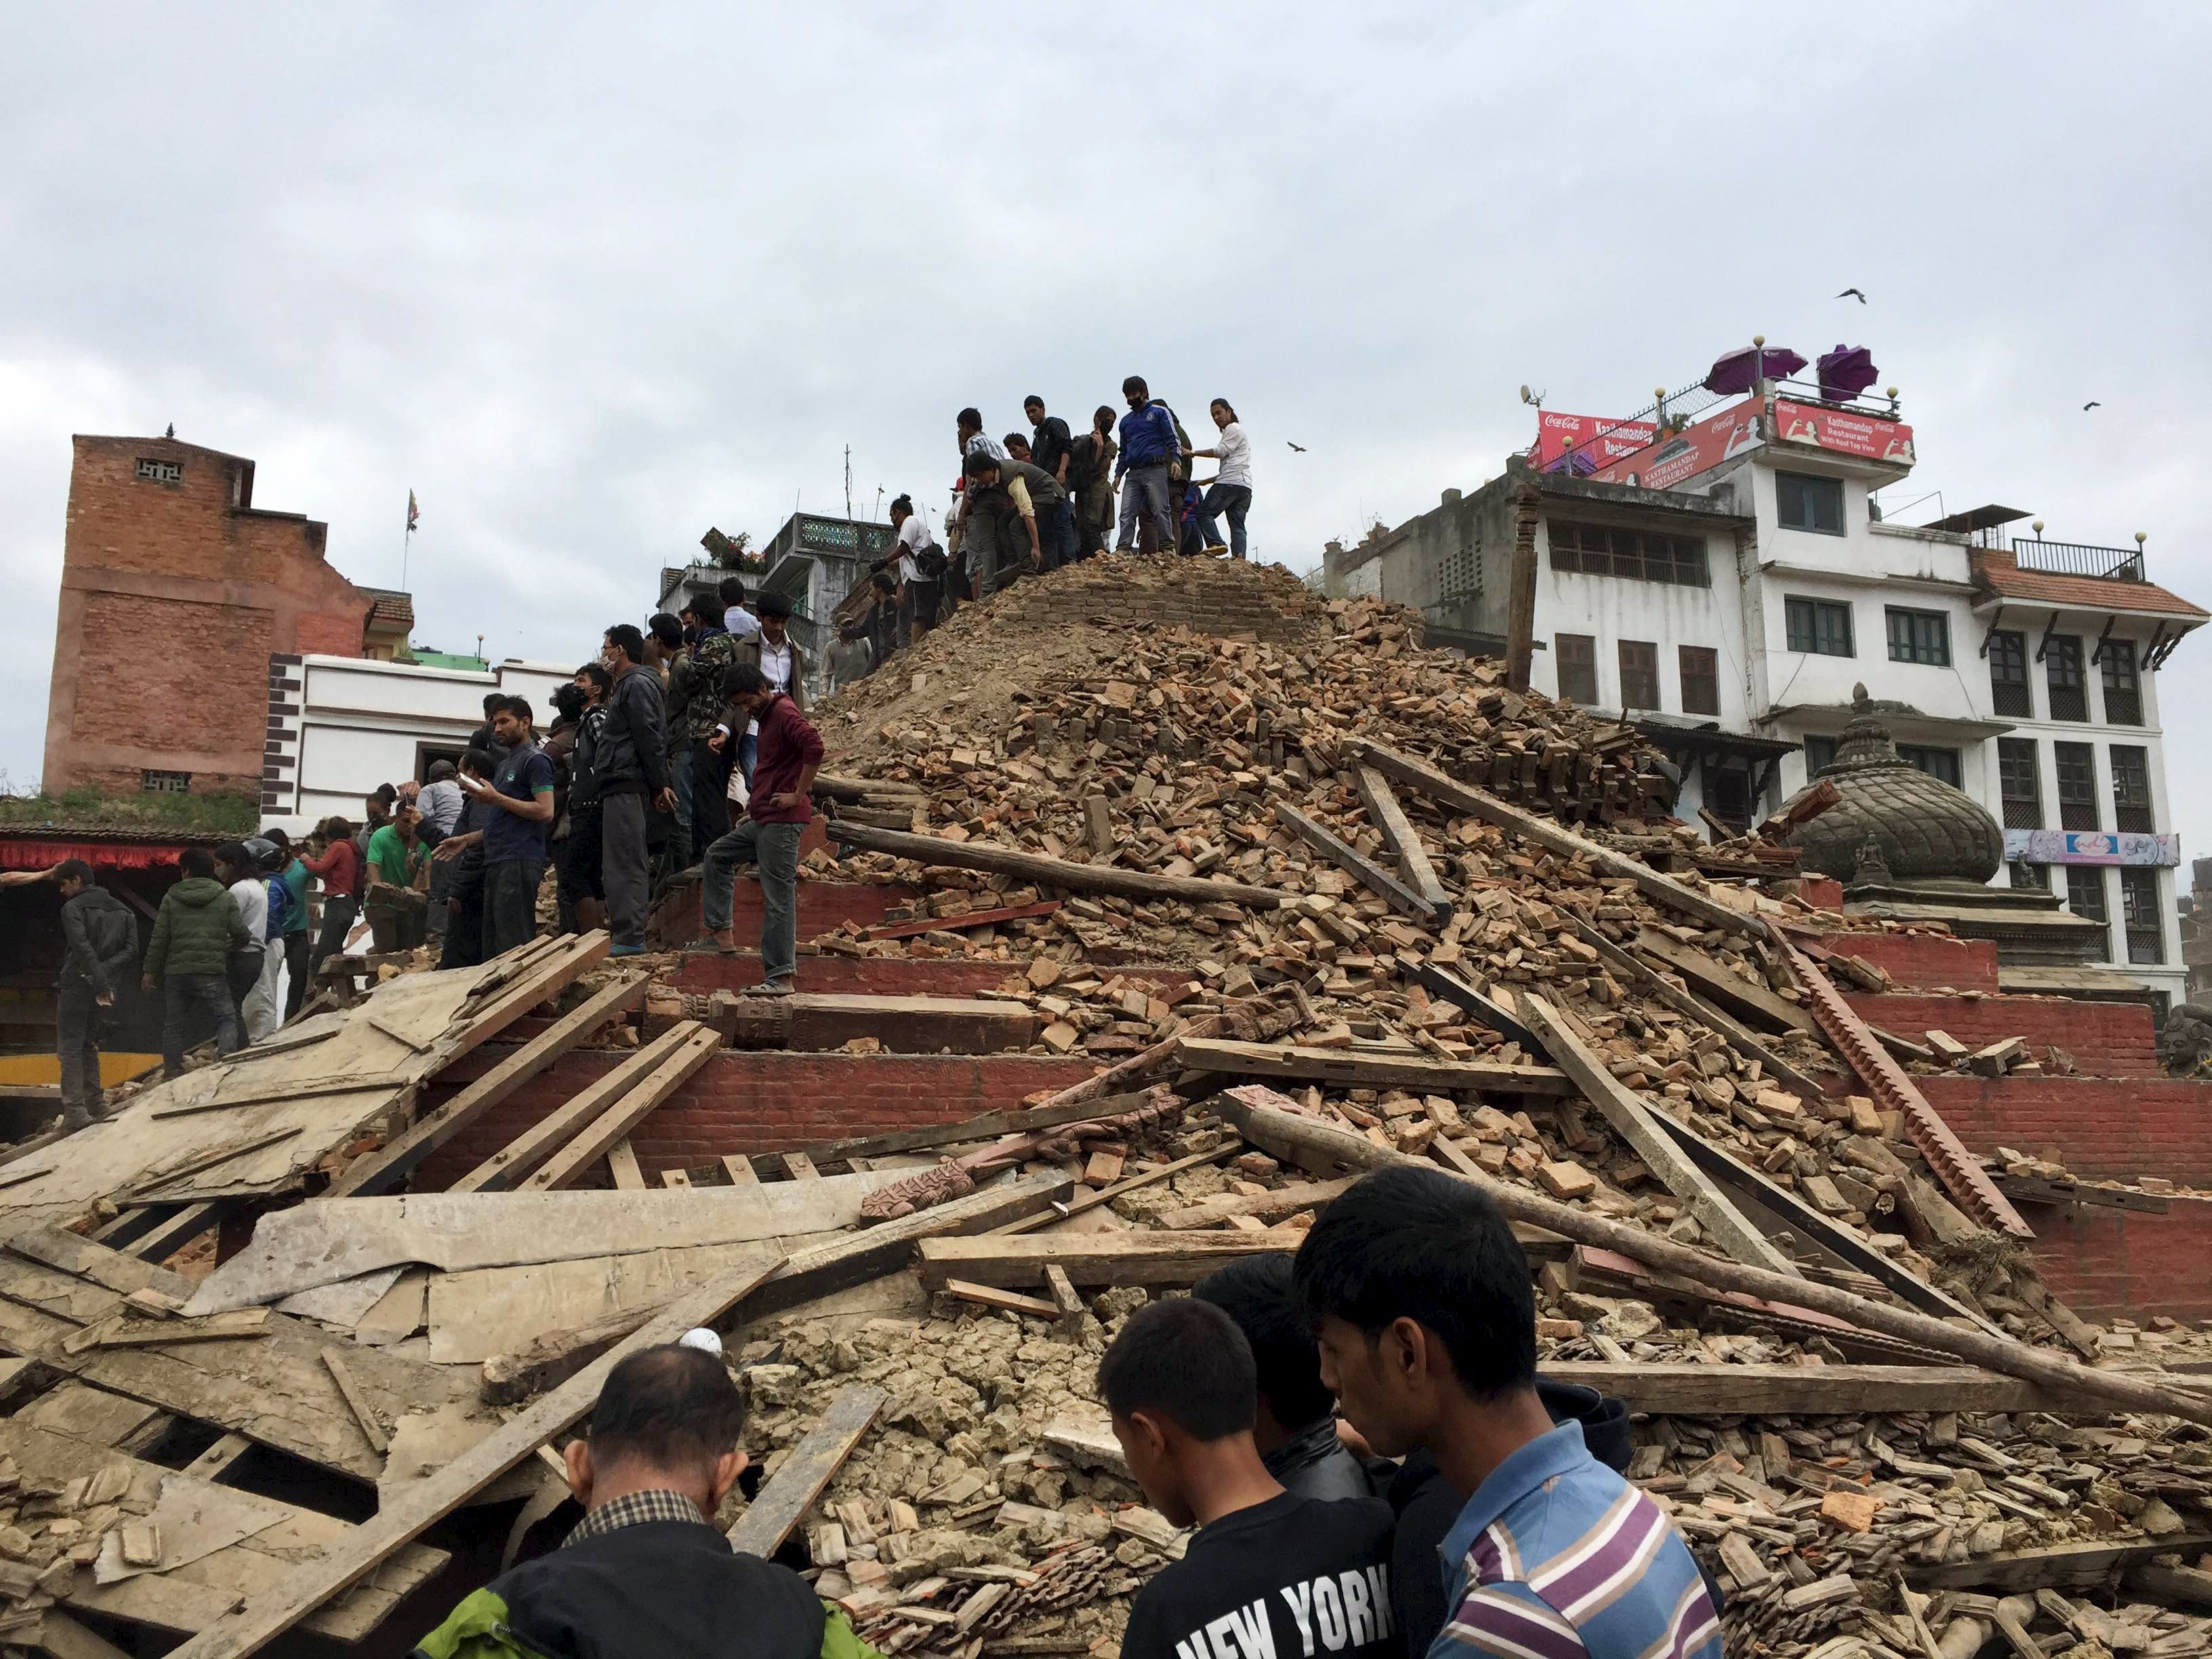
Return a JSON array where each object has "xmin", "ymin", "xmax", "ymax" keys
[
  {"xmin": 2129, "ymin": 925, "xmax": 2166, "ymax": 966},
  {"xmin": 2013, "ymin": 537, "xmax": 2147, "ymax": 582}
]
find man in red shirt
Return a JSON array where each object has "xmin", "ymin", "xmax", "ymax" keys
[
  {"xmin": 702, "ymin": 663, "xmax": 823, "ymax": 995},
  {"xmin": 302, "ymin": 814, "xmax": 365, "ymax": 989}
]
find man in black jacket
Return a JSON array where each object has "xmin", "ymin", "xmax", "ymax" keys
[
  {"xmin": 54, "ymin": 859, "xmax": 138, "ymax": 1130},
  {"xmin": 597, "ymin": 623, "xmax": 676, "ymax": 957}
]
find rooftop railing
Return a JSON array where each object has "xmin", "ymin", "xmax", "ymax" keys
[{"xmin": 2012, "ymin": 537, "xmax": 2148, "ymax": 582}]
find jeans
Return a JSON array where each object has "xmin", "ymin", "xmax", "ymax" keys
[
  {"xmin": 163, "ymin": 973, "xmax": 240, "ymax": 1077},
  {"xmin": 440, "ymin": 864, "xmax": 486, "ymax": 970},
  {"xmin": 57, "ymin": 984, "xmax": 104, "ymax": 1112},
  {"xmin": 282, "ymin": 930, "xmax": 311, "ymax": 1017},
  {"xmin": 1041, "ymin": 499, "xmax": 1078, "ymax": 571},
  {"xmin": 307, "ymin": 893, "xmax": 359, "ymax": 989},
  {"xmin": 602, "ymin": 792, "xmax": 651, "ymax": 950},
  {"xmin": 668, "ymin": 745, "xmax": 695, "ymax": 869},
  {"xmin": 1197, "ymin": 483, "xmax": 1252, "ymax": 559},
  {"xmin": 703, "ymin": 819, "xmax": 804, "ymax": 983},
  {"xmin": 365, "ymin": 886, "xmax": 428, "ymax": 953},
  {"xmin": 1116, "ymin": 464, "xmax": 1172, "ymax": 552},
  {"xmin": 426, "ymin": 858, "xmax": 454, "ymax": 941},
  {"xmin": 689, "ymin": 737, "xmax": 731, "ymax": 857},
  {"xmin": 483, "ymin": 859, "xmax": 544, "ymax": 959}
]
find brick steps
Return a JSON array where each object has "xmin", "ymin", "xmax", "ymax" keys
[
  {"xmin": 1843, "ymin": 992, "xmax": 2159, "ymax": 1079},
  {"xmin": 647, "ymin": 876, "xmax": 914, "ymax": 949},
  {"xmin": 671, "ymin": 951, "xmax": 1197, "ymax": 999},
  {"xmin": 1818, "ymin": 931, "xmax": 2000, "ymax": 994},
  {"xmin": 716, "ymin": 993, "xmax": 1039, "ymax": 1055}
]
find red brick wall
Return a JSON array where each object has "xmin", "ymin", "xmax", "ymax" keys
[
  {"xmin": 411, "ymin": 1048, "xmax": 1096, "ymax": 1189},
  {"xmin": 1843, "ymin": 994, "xmax": 2158, "ymax": 1078},
  {"xmin": 672, "ymin": 953, "xmax": 1195, "ymax": 998},
  {"xmin": 1821, "ymin": 932, "xmax": 1999, "ymax": 993},
  {"xmin": 2011, "ymin": 1199, "xmax": 2212, "ymax": 1322},
  {"xmin": 1921, "ymin": 1076, "xmax": 2212, "ymax": 1185},
  {"xmin": 43, "ymin": 436, "xmax": 369, "ymax": 797},
  {"xmin": 649, "ymin": 877, "xmax": 915, "ymax": 949}
]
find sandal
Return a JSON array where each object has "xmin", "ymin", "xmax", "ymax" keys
[{"xmin": 743, "ymin": 979, "xmax": 796, "ymax": 998}]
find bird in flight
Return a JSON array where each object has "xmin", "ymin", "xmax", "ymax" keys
[
  {"xmin": 1286, "ymin": 441, "xmax": 1307, "ymax": 453},
  {"xmin": 2083, "ymin": 401, "xmax": 2102, "ymax": 411},
  {"xmin": 1837, "ymin": 287, "xmax": 1867, "ymax": 303}
]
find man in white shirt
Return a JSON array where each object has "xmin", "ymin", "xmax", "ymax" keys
[
  {"xmin": 218, "ymin": 843, "xmax": 282, "ymax": 1044},
  {"xmin": 890, "ymin": 493, "xmax": 940, "ymax": 646},
  {"xmin": 727, "ymin": 590, "xmax": 808, "ymax": 787},
  {"xmin": 718, "ymin": 577, "xmax": 762, "ymax": 642},
  {"xmin": 1190, "ymin": 399, "xmax": 1255, "ymax": 560}
]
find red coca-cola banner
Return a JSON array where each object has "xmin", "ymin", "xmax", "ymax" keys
[
  {"xmin": 1532, "ymin": 410, "xmax": 1659, "ymax": 470},
  {"xmin": 1590, "ymin": 402, "xmax": 1764, "ymax": 491},
  {"xmin": 1773, "ymin": 399, "xmax": 1916, "ymax": 465}
]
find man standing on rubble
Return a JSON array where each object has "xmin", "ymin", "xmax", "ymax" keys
[
  {"xmin": 1114, "ymin": 376, "xmax": 1182, "ymax": 554},
  {"xmin": 960, "ymin": 450, "xmax": 1040, "ymax": 597},
  {"xmin": 672, "ymin": 591, "xmax": 741, "ymax": 860},
  {"xmin": 301, "ymin": 817, "xmax": 363, "ymax": 991},
  {"xmin": 701, "ymin": 661, "xmax": 823, "ymax": 996},
  {"xmin": 731, "ymin": 590, "xmax": 810, "ymax": 790},
  {"xmin": 409, "ymin": 1343, "xmax": 879, "ymax": 1659},
  {"xmin": 1295, "ymin": 1168, "xmax": 1721, "ymax": 1659},
  {"xmin": 598, "ymin": 624, "xmax": 676, "ymax": 958},
  {"xmin": 467, "ymin": 697, "xmax": 556, "ymax": 959},
  {"xmin": 54, "ymin": 859, "xmax": 136, "ymax": 1130},
  {"xmin": 1002, "ymin": 436, "xmax": 1078, "ymax": 572},
  {"xmin": 143, "ymin": 846, "xmax": 249, "ymax": 1077}
]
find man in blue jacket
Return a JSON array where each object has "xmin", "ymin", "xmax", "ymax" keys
[{"xmin": 1113, "ymin": 375, "xmax": 1181, "ymax": 555}]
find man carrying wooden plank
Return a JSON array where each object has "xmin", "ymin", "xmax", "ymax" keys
[{"xmin": 408, "ymin": 1343, "xmax": 876, "ymax": 1659}]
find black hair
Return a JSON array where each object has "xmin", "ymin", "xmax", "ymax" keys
[
  {"xmin": 871, "ymin": 569, "xmax": 895, "ymax": 594},
  {"xmin": 647, "ymin": 613, "xmax": 684, "ymax": 650},
  {"xmin": 956, "ymin": 406, "xmax": 983, "ymax": 432},
  {"xmin": 755, "ymin": 590, "xmax": 792, "ymax": 619},
  {"xmin": 604, "ymin": 623, "xmax": 646, "ymax": 663},
  {"xmin": 689, "ymin": 592, "xmax": 727, "ymax": 629},
  {"xmin": 460, "ymin": 747, "xmax": 496, "ymax": 779},
  {"xmin": 264, "ymin": 828, "xmax": 293, "ymax": 853},
  {"xmin": 718, "ymin": 576, "xmax": 747, "ymax": 607},
  {"xmin": 575, "ymin": 662, "xmax": 613, "ymax": 695},
  {"xmin": 1097, "ymin": 1296, "xmax": 1256, "ymax": 1442},
  {"xmin": 483, "ymin": 693, "xmax": 504, "ymax": 714},
  {"xmin": 501, "ymin": 695, "xmax": 534, "ymax": 726},
  {"xmin": 1024, "ymin": 394, "xmax": 1045, "ymax": 411},
  {"xmin": 1004, "ymin": 433, "xmax": 1029, "ymax": 453},
  {"xmin": 550, "ymin": 682, "xmax": 586, "ymax": 722},
  {"xmin": 54, "ymin": 858, "xmax": 94, "ymax": 886},
  {"xmin": 588, "ymin": 1345, "xmax": 747, "ymax": 1473},
  {"xmin": 1193, "ymin": 1255, "xmax": 1336, "ymax": 1431},
  {"xmin": 890, "ymin": 493, "xmax": 913, "ymax": 518},
  {"xmin": 214, "ymin": 841, "xmax": 249, "ymax": 872},
  {"xmin": 427, "ymin": 760, "xmax": 457, "ymax": 782},
  {"xmin": 1122, "ymin": 375, "xmax": 1148, "ymax": 398},
  {"xmin": 722, "ymin": 662, "xmax": 769, "ymax": 700},
  {"xmin": 1094, "ymin": 405, "xmax": 1116, "ymax": 435},
  {"xmin": 323, "ymin": 816, "xmax": 352, "ymax": 842},
  {"xmin": 1292, "ymin": 1166, "xmax": 1536, "ymax": 1400},
  {"xmin": 180, "ymin": 847, "xmax": 216, "ymax": 878},
  {"xmin": 1212, "ymin": 398, "xmax": 1239, "ymax": 423},
  {"xmin": 962, "ymin": 450, "xmax": 1000, "ymax": 480}
]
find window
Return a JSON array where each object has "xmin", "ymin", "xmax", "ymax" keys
[
  {"xmin": 2068, "ymin": 866, "xmax": 2110, "ymax": 959},
  {"xmin": 1679, "ymin": 646, "xmax": 1720, "ymax": 716},
  {"xmin": 1439, "ymin": 542, "xmax": 1481, "ymax": 600},
  {"xmin": 1702, "ymin": 760, "xmax": 1751, "ymax": 836},
  {"xmin": 1776, "ymin": 471, "xmax": 1845, "ymax": 535},
  {"xmin": 1785, "ymin": 596, "xmax": 1854, "ymax": 657},
  {"xmin": 1988, "ymin": 629, "xmax": 2032, "ymax": 717},
  {"xmin": 134, "ymin": 457, "xmax": 182, "ymax": 485},
  {"xmin": 1886, "ymin": 607, "xmax": 1952, "ymax": 667},
  {"xmin": 2122, "ymin": 868, "xmax": 2165, "ymax": 965},
  {"xmin": 1802, "ymin": 735, "xmax": 1839, "ymax": 777},
  {"xmin": 1997, "ymin": 739, "xmax": 2042, "ymax": 831},
  {"xmin": 1555, "ymin": 634, "xmax": 1598, "ymax": 705},
  {"xmin": 1896, "ymin": 744, "xmax": 1962, "ymax": 788},
  {"xmin": 2101, "ymin": 640, "xmax": 2143, "ymax": 725},
  {"xmin": 140, "ymin": 769, "xmax": 191, "ymax": 793},
  {"xmin": 2111, "ymin": 744, "xmax": 2154, "ymax": 834},
  {"xmin": 2046, "ymin": 634, "xmax": 2088, "ymax": 721},
  {"xmin": 1618, "ymin": 640, "xmax": 1660, "ymax": 712},
  {"xmin": 1547, "ymin": 522, "xmax": 1709, "ymax": 587},
  {"xmin": 2054, "ymin": 741, "xmax": 2099, "ymax": 832}
]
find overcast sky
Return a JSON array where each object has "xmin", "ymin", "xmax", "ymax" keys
[{"xmin": 3, "ymin": 5, "xmax": 2207, "ymax": 860}]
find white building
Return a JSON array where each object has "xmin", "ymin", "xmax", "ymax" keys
[
  {"xmin": 261, "ymin": 653, "xmax": 577, "ymax": 837},
  {"xmin": 1324, "ymin": 376, "xmax": 2205, "ymax": 1010}
]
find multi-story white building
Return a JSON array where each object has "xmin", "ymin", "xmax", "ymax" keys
[{"xmin": 1324, "ymin": 372, "xmax": 2205, "ymax": 1009}]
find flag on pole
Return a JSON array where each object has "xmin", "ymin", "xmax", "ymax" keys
[{"xmin": 407, "ymin": 490, "xmax": 419, "ymax": 533}]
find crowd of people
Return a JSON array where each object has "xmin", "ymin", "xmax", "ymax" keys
[{"xmin": 407, "ymin": 1166, "xmax": 1719, "ymax": 1659}]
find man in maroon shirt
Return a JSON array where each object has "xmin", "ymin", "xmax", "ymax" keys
[
  {"xmin": 301, "ymin": 815, "xmax": 365, "ymax": 988},
  {"xmin": 701, "ymin": 663, "xmax": 824, "ymax": 995}
]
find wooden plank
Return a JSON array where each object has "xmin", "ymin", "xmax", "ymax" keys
[
  {"xmin": 2124, "ymin": 1564, "xmax": 2212, "ymax": 1611},
  {"xmin": 1353, "ymin": 766, "xmax": 1454, "ymax": 918},
  {"xmin": 1273, "ymin": 802, "xmax": 1444, "ymax": 923},
  {"xmin": 480, "ymin": 1302, "xmax": 670, "ymax": 1406},
  {"xmin": 129, "ymin": 1129, "xmax": 304, "ymax": 1201},
  {"xmin": 725, "ymin": 1385, "xmax": 886, "ymax": 1558},
  {"xmin": 1174, "ymin": 1035, "xmax": 1571, "ymax": 1097},
  {"xmin": 1408, "ymin": 961, "xmax": 1540, "ymax": 1050},
  {"xmin": 1044, "ymin": 1266, "xmax": 1084, "ymax": 1335},
  {"xmin": 1538, "ymin": 1362, "xmax": 2144, "ymax": 1418},
  {"xmin": 147, "ymin": 1077, "xmax": 394, "ymax": 1120},
  {"xmin": 1909, "ymin": 1538, "xmax": 2212, "ymax": 1593},
  {"xmin": 660, "ymin": 1167, "xmax": 692, "ymax": 1189},
  {"xmin": 449, "ymin": 931, "xmax": 611, "ymax": 1050},
  {"xmin": 781, "ymin": 1151, "xmax": 821, "ymax": 1182},
  {"xmin": 1350, "ymin": 740, "xmax": 1765, "ymax": 939},
  {"xmin": 862, "ymin": 901, "xmax": 1061, "ymax": 941},
  {"xmin": 1636, "ymin": 929, "xmax": 1815, "ymax": 1036},
  {"xmin": 918, "ymin": 1231, "xmax": 1307, "ymax": 1290},
  {"xmin": 722, "ymin": 1154, "xmax": 759, "ymax": 1186},
  {"xmin": 328, "ymin": 970, "xmax": 648, "ymax": 1197},
  {"xmin": 945, "ymin": 1280, "xmax": 1059, "ymax": 1319},
  {"xmin": 1156, "ymin": 1177, "xmax": 1355, "ymax": 1231},
  {"xmin": 995, "ymin": 1142, "xmax": 1242, "ymax": 1235},
  {"xmin": 449, "ymin": 1023, "xmax": 695, "ymax": 1193},
  {"xmin": 90, "ymin": 1309, "xmax": 270, "ymax": 1348},
  {"xmin": 180, "ymin": 1432, "xmax": 254, "ymax": 1482},
  {"xmin": 321, "ymin": 1350, "xmax": 390, "ymax": 1454},
  {"xmin": 826, "ymin": 822, "xmax": 1292, "ymax": 910},
  {"xmin": 1518, "ymin": 994, "xmax": 1798, "ymax": 1276},
  {"xmin": 521, "ymin": 1023, "xmax": 720, "ymax": 1192},
  {"xmin": 607, "ymin": 1141, "xmax": 646, "ymax": 1189},
  {"xmin": 93, "ymin": 1202, "xmax": 232, "ymax": 1262},
  {"xmin": 39, "ymin": 1612, "xmax": 135, "ymax": 1659},
  {"xmin": 160, "ymin": 1176, "xmax": 1071, "ymax": 1659},
  {"xmin": 800, "ymin": 1091, "xmax": 1158, "ymax": 1167}
]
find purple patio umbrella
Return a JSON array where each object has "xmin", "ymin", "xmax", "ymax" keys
[
  {"xmin": 1704, "ymin": 344, "xmax": 1807, "ymax": 396},
  {"xmin": 1817, "ymin": 344, "xmax": 1879, "ymax": 403}
]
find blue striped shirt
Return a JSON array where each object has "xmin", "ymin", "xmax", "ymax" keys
[{"xmin": 1432, "ymin": 1422, "xmax": 1720, "ymax": 1659}]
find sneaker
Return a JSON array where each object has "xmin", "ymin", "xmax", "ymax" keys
[
  {"xmin": 743, "ymin": 978, "xmax": 796, "ymax": 998},
  {"xmin": 609, "ymin": 943, "xmax": 649, "ymax": 958},
  {"xmin": 1202, "ymin": 543, "xmax": 1229, "ymax": 556},
  {"xmin": 58, "ymin": 1106, "xmax": 91, "ymax": 1134}
]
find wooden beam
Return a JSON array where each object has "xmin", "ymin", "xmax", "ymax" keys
[
  {"xmin": 606, "ymin": 1141, "xmax": 646, "ymax": 1190},
  {"xmin": 2124, "ymin": 1564, "xmax": 2212, "ymax": 1611},
  {"xmin": 519, "ymin": 1023, "xmax": 720, "ymax": 1192},
  {"xmin": 944, "ymin": 1280, "xmax": 1061, "ymax": 1319},
  {"xmin": 1349, "ymin": 741, "xmax": 1765, "ymax": 939},
  {"xmin": 480, "ymin": 1302, "xmax": 670, "ymax": 1407},
  {"xmin": 1504, "ymin": 485, "xmax": 1538, "ymax": 692},
  {"xmin": 91, "ymin": 1202, "xmax": 234, "ymax": 1263},
  {"xmin": 1272, "ymin": 802, "xmax": 1444, "ymax": 924},
  {"xmin": 1909, "ymin": 1538, "xmax": 2212, "ymax": 1593},
  {"xmin": 1174, "ymin": 1035, "xmax": 1571, "ymax": 1097},
  {"xmin": 721, "ymin": 1154, "xmax": 758, "ymax": 1187},
  {"xmin": 328, "ymin": 970, "xmax": 648, "ymax": 1196},
  {"xmin": 993, "ymin": 1142, "xmax": 1242, "ymax": 1235},
  {"xmin": 825, "ymin": 822, "xmax": 1292, "ymax": 911},
  {"xmin": 781, "ymin": 1151, "xmax": 821, "ymax": 1182},
  {"xmin": 1536, "ymin": 1362, "xmax": 2137, "ymax": 1418},
  {"xmin": 1216, "ymin": 1094, "xmax": 2212, "ymax": 1429},
  {"xmin": 449, "ymin": 1022, "xmax": 694, "ymax": 1193},
  {"xmin": 1407, "ymin": 962, "xmax": 1540, "ymax": 1050},
  {"xmin": 1353, "ymin": 766, "xmax": 1454, "ymax": 918},
  {"xmin": 449, "ymin": 932, "xmax": 611, "ymax": 1050},
  {"xmin": 1635, "ymin": 929, "xmax": 1814, "ymax": 1036},
  {"xmin": 1156, "ymin": 1177, "xmax": 1355, "ymax": 1231},
  {"xmin": 799, "ymin": 1091, "xmax": 1157, "ymax": 1168},
  {"xmin": 862, "ymin": 901, "xmax": 1060, "ymax": 941},
  {"xmin": 726, "ymin": 1385, "xmax": 886, "ymax": 1559},
  {"xmin": 1518, "ymin": 995, "xmax": 1797, "ymax": 1276},
  {"xmin": 918, "ymin": 1231, "xmax": 1308, "ymax": 1290}
]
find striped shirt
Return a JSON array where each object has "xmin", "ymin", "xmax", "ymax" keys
[{"xmin": 1433, "ymin": 1422, "xmax": 1719, "ymax": 1659}]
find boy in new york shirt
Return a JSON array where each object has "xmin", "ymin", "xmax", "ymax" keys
[{"xmin": 1104, "ymin": 1298, "xmax": 1402, "ymax": 1659}]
